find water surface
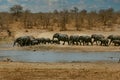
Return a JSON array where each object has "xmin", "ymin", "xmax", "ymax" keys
[{"xmin": 0, "ymin": 50, "xmax": 120, "ymax": 62}]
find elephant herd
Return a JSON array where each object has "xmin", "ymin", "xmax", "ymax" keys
[{"xmin": 13, "ymin": 33, "xmax": 120, "ymax": 47}]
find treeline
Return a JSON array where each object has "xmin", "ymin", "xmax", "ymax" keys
[{"xmin": 0, "ymin": 5, "xmax": 120, "ymax": 31}]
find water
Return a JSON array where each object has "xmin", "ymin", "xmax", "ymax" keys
[
  {"xmin": 0, "ymin": 43, "xmax": 120, "ymax": 63},
  {"xmin": 0, "ymin": 50, "xmax": 120, "ymax": 62}
]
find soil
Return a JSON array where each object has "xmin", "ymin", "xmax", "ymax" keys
[{"xmin": 0, "ymin": 62, "xmax": 120, "ymax": 80}]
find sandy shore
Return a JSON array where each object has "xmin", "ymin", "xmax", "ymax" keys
[
  {"xmin": 0, "ymin": 44, "xmax": 119, "ymax": 52},
  {"xmin": 0, "ymin": 62, "xmax": 120, "ymax": 80},
  {"xmin": 23, "ymin": 44, "xmax": 120, "ymax": 52}
]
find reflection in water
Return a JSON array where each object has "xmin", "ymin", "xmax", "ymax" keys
[{"xmin": 0, "ymin": 50, "xmax": 120, "ymax": 62}]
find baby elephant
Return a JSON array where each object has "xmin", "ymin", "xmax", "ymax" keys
[{"xmin": 112, "ymin": 40, "xmax": 120, "ymax": 46}]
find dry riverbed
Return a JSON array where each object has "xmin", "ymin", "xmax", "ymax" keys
[{"xmin": 0, "ymin": 62, "xmax": 120, "ymax": 80}]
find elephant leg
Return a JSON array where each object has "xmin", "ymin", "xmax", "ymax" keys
[
  {"xmin": 76, "ymin": 41, "xmax": 78, "ymax": 45},
  {"xmin": 63, "ymin": 41, "xmax": 65, "ymax": 45},
  {"xmin": 106, "ymin": 42, "xmax": 109, "ymax": 46},
  {"xmin": 114, "ymin": 43, "xmax": 116, "ymax": 46},
  {"xmin": 91, "ymin": 41, "xmax": 93, "ymax": 46},
  {"xmin": 58, "ymin": 40, "xmax": 60, "ymax": 45},
  {"xmin": 83, "ymin": 42, "xmax": 85, "ymax": 46},
  {"xmin": 79, "ymin": 41, "xmax": 81, "ymax": 45},
  {"xmin": 67, "ymin": 41, "xmax": 69, "ymax": 45},
  {"xmin": 105, "ymin": 43, "xmax": 108, "ymax": 46},
  {"xmin": 72, "ymin": 41, "xmax": 74, "ymax": 45}
]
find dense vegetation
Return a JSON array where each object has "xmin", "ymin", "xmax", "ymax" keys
[{"xmin": 0, "ymin": 5, "xmax": 120, "ymax": 31}]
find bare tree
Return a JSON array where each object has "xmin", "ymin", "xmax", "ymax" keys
[
  {"xmin": 73, "ymin": 7, "xmax": 80, "ymax": 30},
  {"xmin": 59, "ymin": 10, "xmax": 68, "ymax": 31},
  {"xmin": 79, "ymin": 9, "xmax": 87, "ymax": 29},
  {"xmin": 22, "ymin": 9, "xmax": 31, "ymax": 28},
  {"xmin": 87, "ymin": 11, "xmax": 98, "ymax": 29},
  {"xmin": 10, "ymin": 4, "xmax": 23, "ymax": 21},
  {"xmin": 99, "ymin": 8, "xmax": 114, "ymax": 26}
]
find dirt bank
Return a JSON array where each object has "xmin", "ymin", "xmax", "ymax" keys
[
  {"xmin": 24, "ymin": 44, "xmax": 120, "ymax": 52},
  {"xmin": 0, "ymin": 43, "xmax": 119, "ymax": 52},
  {"xmin": 0, "ymin": 62, "xmax": 120, "ymax": 80}
]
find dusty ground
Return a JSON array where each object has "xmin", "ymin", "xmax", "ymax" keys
[
  {"xmin": 14, "ymin": 29, "xmax": 120, "ymax": 39},
  {"xmin": 0, "ymin": 42, "xmax": 120, "ymax": 52},
  {"xmin": 0, "ymin": 62, "xmax": 120, "ymax": 80}
]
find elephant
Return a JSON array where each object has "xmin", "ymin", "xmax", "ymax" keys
[
  {"xmin": 13, "ymin": 36, "xmax": 35, "ymax": 47},
  {"xmin": 36, "ymin": 38, "xmax": 46, "ymax": 44},
  {"xmin": 35, "ymin": 38, "xmax": 51, "ymax": 44},
  {"xmin": 107, "ymin": 35, "xmax": 120, "ymax": 45},
  {"xmin": 13, "ymin": 37, "xmax": 23, "ymax": 47},
  {"xmin": 91, "ymin": 34, "xmax": 105, "ymax": 45},
  {"xmin": 83, "ymin": 36, "xmax": 93, "ymax": 46},
  {"xmin": 34, "ymin": 38, "xmax": 41, "ymax": 44},
  {"xmin": 112, "ymin": 40, "xmax": 120, "ymax": 46},
  {"xmin": 79, "ymin": 36, "xmax": 93, "ymax": 46},
  {"xmin": 51, "ymin": 39, "xmax": 60, "ymax": 44},
  {"xmin": 45, "ymin": 38, "xmax": 51, "ymax": 44},
  {"xmin": 53, "ymin": 33, "xmax": 60, "ymax": 40},
  {"xmin": 69, "ymin": 35, "xmax": 80, "ymax": 45},
  {"xmin": 31, "ymin": 39, "xmax": 39, "ymax": 45},
  {"xmin": 52, "ymin": 33, "xmax": 69, "ymax": 45},
  {"xmin": 100, "ymin": 38, "xmax": 109, "ymax": 46},
  {"xmin": 79, "ymin": 36, "xmax": 85, "ymax": 45}
]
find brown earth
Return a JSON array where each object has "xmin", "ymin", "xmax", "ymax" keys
[{"xmin": 0, "ymin": 62, "xmax": 120, "ymax": 80}]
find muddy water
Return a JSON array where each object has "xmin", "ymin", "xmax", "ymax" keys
[
  {"xmin": 0, "ymin": 43, "xmax": 120, "ymax": 62},
  {"xmin": 0, "ymin": 50, "xmax": 120, "ymax": 62}
]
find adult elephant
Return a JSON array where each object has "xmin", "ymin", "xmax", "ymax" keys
[
  {"xmin": 69, "ymin": 35, "xmax": 80, "ymax": 45},
  {"xmin": 83, "ymin": 36, "xmax": 93, "ymax": 46},
  {"xmin": 107, "ymin": 35, "xmax": 120, "ymax": 45},
  {"xmin": 52, "ymin": 33, "xmax": 69, "ymax": 45},
  {"xmin": 13, "ymin": 36, "xmax": 35, "ymax": 47},
  {"xmin": 91, "ymin": 34, "xmax": 105, "ymax": 45},
  {"xmin": 79, "ymin": 36, "xmax": 85, "ymax": 45},
  {"xmin": 53, "ymin": 33, "xmax": 60, "ymax": 40},
  {"xmin": 100, "ymin": 38, "xmax": 109, "ymax": 46},
  {"xmin": 79, "ymin": 36, "xmax": 93, "ymax": 46}
]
